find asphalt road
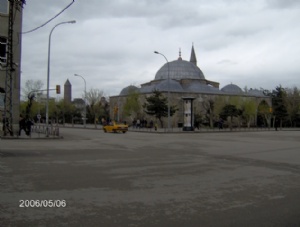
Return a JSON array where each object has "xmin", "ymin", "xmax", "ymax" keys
[{"xmin": 1, "ymin": 128, "xmax": 300, "ymax": 227}]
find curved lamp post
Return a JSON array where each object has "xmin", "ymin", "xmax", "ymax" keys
[
  {"xmin": 154, "ymin": 51, "xmax": 170, "ymax": 131},
  {"xmin": 74, "ymin": 74, "xmax": 87, "ymax": 128},
  {"xmin": 46, "ymin": 20, "xmax": 76, "ymax": 136}
]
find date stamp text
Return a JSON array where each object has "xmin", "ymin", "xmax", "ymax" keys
[{"xmin": 19, "ymin": 200, "xmax": 66, "ymax": 208}]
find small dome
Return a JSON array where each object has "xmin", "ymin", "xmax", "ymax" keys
[
  {"xmin": 221, "ymin": 84, "xmax": 243, "ymax": 94},
  {"xmin": 139, "ymin": 79, "xmax": 184, "ymax": 93},
  {"xmin": 155, "ymin": 79, "xmax": 184, "ymax": 92},
  {"xmin": 119, "ymin": 85, "xmax": 139, "ymax": 96},
  {"xmin": 248, "ymin": 88, "xmax": 265, "ymax": 97},
  {"xmin": 185, "ymin": 81, "xmax": 221, "ymax": 93},
  {"xmin": 155, "ymin": 59, "xmax": 205, "ymax": 81},
  {"xmin": 140, "ymin": 84, "xmax": 156, "ymax": 93}
]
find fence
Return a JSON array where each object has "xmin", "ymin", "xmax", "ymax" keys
[{"xmin": 31, "ymin": 124, "xmax": 60, "ymax": 137}]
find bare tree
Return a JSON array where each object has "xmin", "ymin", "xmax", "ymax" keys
[
  {"xmin": 22, "ymin": 79, "xmax": 44, "ymax": 100},
  {"xmin": 85, "ymin": 88, "xmax": 105, "ymax": 127},
  {"xmin": 241, "ymin": 99, "xmax": 257, "ymax": 127},
  {"xmin": 123, "ymin": 89, "xmax": 141, "ymax": 121},
  {"xmin": 285, "ymin": 86, "xmax": 300, "ymax": 127},
  {"xmin": 202, "ymin": 99, "xmax": 214, "ymax": 128}
]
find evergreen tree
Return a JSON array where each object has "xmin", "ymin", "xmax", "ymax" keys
[
  {"xmin": 143, "ymin": 90, "xmax": 177, "ymax": 128},
  {"xmin": 272, "ymin": 86, "xmax": 288, "ymax": 127},
  {"xmin": 220, "ymin": 104, "xmax": 239, "ymax": 130}
]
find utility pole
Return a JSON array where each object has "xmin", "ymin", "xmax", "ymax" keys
[{"xmin": 3, "ymin": 0, "xmax": 25, "ymax": 136}]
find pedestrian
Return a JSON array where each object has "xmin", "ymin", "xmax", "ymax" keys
[
  {"xmin": 150, "ymin": 120, "xmax": 154, "ymax": 128},
  {"xmin": 275, "ymin": 118, "xmax": 279, "ymax": 131},
  {"xmin": 27, "ymin": 119, "xmax": 34, "ymax": 136},
  {"xmin": 218, "ymin": 118, "xmax": 223, "ymax": 130},
  {"xmin": 19, "ymin": 115, "xmax": 26, "ymax": 136},
  {"xmin": 136, "ymin": 119, "xmax": 141, "ymax": 128}
]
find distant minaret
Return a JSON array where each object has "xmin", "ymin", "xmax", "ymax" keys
[
  {"xmin": 190, "ymin": 44, "xmax": 197, "ymax": 66},
  {"xmin": 64, "ymin": 79, "xmax": 72, "ymax": 103}
]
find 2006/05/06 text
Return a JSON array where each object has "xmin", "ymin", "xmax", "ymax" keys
[{"xmin": 19, "ymin": 200, "xmax": 66, "ymax": 208}]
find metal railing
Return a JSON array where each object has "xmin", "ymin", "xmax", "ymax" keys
[{"xmin": 31, "ymin": 124, "xmax": 60, "ymax": 137}]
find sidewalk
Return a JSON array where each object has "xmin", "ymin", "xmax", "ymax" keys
[
  {"xmin": 127, "ymin": 126, "xmax": 297, "ymax": 133},
  {"xmin": 0, "ymin": 133, "xmax": 62, "ymax": 140},
  {"xmin": 1, "ymin": 124, "xmax": 299, "ymax": 139}
]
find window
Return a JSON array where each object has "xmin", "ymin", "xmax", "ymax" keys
[
  {"xmin": 0, "ymin": 37, "xmax": 7, "ymax": 65},
  {"xmin": 0, "ymin": 90, "xmax": 4, "ymax": 109},
  {"xmin": 0, "ymin": 0, "xmax": 8, "ymax": 14}
]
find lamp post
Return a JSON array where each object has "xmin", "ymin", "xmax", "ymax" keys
[
  {"xmin": 46, "ymin": 20, "xmax": 76, "ymax": 136},
  {"xmin": 74, "ymin": 74, "xmax": 87, "ymax": 128},
  {"xmin": 154, "ymin": 51, "xmax": 170, "ymax": 131}
]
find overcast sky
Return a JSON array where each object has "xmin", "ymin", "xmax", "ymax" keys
[{"xmin": 21, "ymin": 0, "xmax": 300, "ymax": 100}]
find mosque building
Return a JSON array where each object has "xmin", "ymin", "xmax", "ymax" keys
[{"xmin": 109, "ymin": 45, "xmax": 271, "ymax": 128}]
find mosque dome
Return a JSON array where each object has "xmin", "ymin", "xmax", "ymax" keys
[
  {"xmin": 140, "ymin": 79, "xmax": 184, "ymax": 93},
  {"xmin": 221, "ymin": 84, "xmax": 243, "ymax": 94},
  {"xmin": 139, "ymin": 84, "xmax": 156, "ymax": 93},
  {"xmin": 248, "ymin": 88, "xmax": 265, "ymax": 97},
  {"xmin": 155, "ymin": 79, "xmax": 184, "ymax": 92},
  {"xmin": 185, "ymin": 81, "xmax": 221, "ymax": 93},
  {"xmin": 119, "ymin": 85, "xmax": 139, "ymax": 96},
  {"xmin": 154, "ymin": 59, "xmax": 205, "ymax": 81}
]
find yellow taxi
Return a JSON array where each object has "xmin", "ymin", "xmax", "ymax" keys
[{"xmin": 103, "ymin": 121, "xmax": 128, "ymax": 133}]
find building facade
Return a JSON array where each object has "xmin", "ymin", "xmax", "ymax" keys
[
  {"xmin": 0, "ymin": 1, "xmax": 23, "ymax": 135},
  {"xmin": 110, "ymin": 45, "xmax": 272, "ymax": 128},
  {"xmin": 64, "ymin": 79, "xmax": 72, "ymax": 103}
]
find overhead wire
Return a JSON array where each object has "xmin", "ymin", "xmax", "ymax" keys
[{"xmin": 22, "ymin": 0, "xmax": 75, "ymax": 34}]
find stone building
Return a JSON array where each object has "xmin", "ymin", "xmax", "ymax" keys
[
  {"xmin": 109, "ymin": 45, "xmax": 271, "ymax": 128},
  {"xmin": 0, "ymin": 1, "xmax": 23, "ymax": 135}
]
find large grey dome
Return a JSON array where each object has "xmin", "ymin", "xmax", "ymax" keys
[
  {"xmin": 221, "ymin": 84, "xmax": 243, "ymax": 94},
  {"xmin": 155, "ymin": 59, "xmax": 205, "ymax": 80}
]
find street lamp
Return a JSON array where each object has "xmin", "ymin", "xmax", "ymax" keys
[
  {"xmin": 74, "ymin": 74, "xmax": 87, "ymax": 128},
  {"xmin": 46, "ymin": 20, "xmax": 76, "ymax": 136},
  {"xmin": 154, "ymin": 51, "xmax": 170, "ymax": 131}
]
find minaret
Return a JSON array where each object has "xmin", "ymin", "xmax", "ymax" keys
[
  {"xmin": 64, "ymin": 79, "xmax": 72, "ymax": 103},
  {"xmin": 190, "ymin": 44, "xmax": 197, "ymax": 66}
]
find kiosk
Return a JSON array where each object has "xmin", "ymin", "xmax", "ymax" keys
[{"xmin": 182, "ymin": 97, "xmax": 195, "ymax": 131}]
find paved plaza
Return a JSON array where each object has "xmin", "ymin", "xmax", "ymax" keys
[{"xmin": 1, "ymin": 128, "xmax": 300, "ymax": 226}]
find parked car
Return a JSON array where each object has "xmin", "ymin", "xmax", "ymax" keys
[{"xmin": 103, "ymin": 122, "xmax": 128, "ymax": 133}]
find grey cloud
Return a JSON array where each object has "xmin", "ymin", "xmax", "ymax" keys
[
  {"xmin": 217, "ymin": 59, "xmax": 237, "ymax": 65},
  {"xmin": 20, "ymin": 0, "xmax": 300, "ymax": 99},
  {"xmin": 266, "ymin": 0, "xmax": 300, "ymax": 9},
  {"xmin": 226, "ymin": 25, "xmax": 272, "ymax": 38}
]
